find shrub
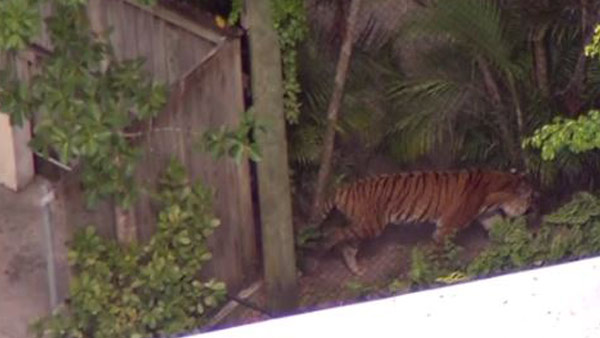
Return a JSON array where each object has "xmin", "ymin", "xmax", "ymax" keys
[{"xmin": 33, "ymin": 160, "xmax": 226, "ymax": 338}]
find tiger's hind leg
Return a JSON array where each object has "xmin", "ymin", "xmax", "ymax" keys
[
  {"xmin": 324, "ymin": 217, "xmax": 381, "ymax": 275},
  {"xmin": 324, "ymin": 226, "xmax": 364, "ymax": 275},
  {"xmin": 340, "ymin": 242, "xmax": 364, "ymax": 275},
  {"xmin": 324, "ymin": 227, "xmax": 366, "ymax": 275}
]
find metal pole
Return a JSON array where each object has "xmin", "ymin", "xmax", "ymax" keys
[{"xmin": 40, "ymin": 181, "xmax": 58, "ymax": 309}]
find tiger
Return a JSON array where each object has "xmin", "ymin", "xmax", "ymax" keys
[{"xmin": 309, "ymin": 169, "xmax": 535, "ymax": 275}]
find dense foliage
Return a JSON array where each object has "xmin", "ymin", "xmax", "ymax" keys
[
  {"xmin": 33, "ymin": 160, "xmax": 226, "ymax": 338},
  {"xmin": 290, "ymin": 0, "xmax": 600, "ymax": 196},
  {"xmin": 408, "ymin": 192, "xmax": 600, "ymax": 288},
  {"xmin": 0, "ymin": 1, "xmax": 166, "ymax": 207},
  {"xmin": 524, "ymin": 110, "xmax": 600, "ymax": 161},
  {"xmin": 524, "ymin": 24, "xmax": 600, "ymax": 162},
  {"xmin": 271, "ymin": 0, "xmax": 307, "ymax": 123},
  {"xmin": 0, "ymin": 0, "xmax": 40, "ymax": 50}
]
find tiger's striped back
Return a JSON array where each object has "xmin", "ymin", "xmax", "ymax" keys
[{"xmin": 315, "ymin": 169, "xmax": 533, "ymax": 251}]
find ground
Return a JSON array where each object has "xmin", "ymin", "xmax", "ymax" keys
[
  {"xmin": 213, "ymin": 221, "xmax": 491, "ymax": 329},
  {"xmin": 0, "ymin": 178, "xmax": 69, "ymax": 338}
]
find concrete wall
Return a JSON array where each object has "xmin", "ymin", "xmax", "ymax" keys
[{"xmin": 0, "ymin": 114, "xmax": 34, "ymax": 191}]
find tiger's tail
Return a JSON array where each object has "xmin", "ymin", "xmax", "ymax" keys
[
  {"xmin": 304, "ymin": 197, "xmax": 342, "ymax": 251},
  {"xmin": 311, "ymin": 197, "xmax": 338, "ymax": 228}
]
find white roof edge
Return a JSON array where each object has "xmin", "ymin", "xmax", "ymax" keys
[{"xmin": 192, "ymin": 256, "xmax": 600, "ymax": 338}]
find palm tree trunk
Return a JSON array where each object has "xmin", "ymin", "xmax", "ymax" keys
[
  {"xmin": 533, "ymin": 28, "xmax": 550, "ymax": 98},
  {"xmin": 557, "ymin": 0, "xmax": 600, "ymax": 115},
  {"xmin": 477, "ymin": 56, "xmax": 502, "ymax": 105},
  {"xmin": 477, "ymin": 57, "xmax": 524, "ymax": 166},
  {"xmin": 311, "ymin": 0, "xmax": 362, "ymax": 217},
  {"xmin": 506, "ymin": 74, "xmax": 524, "ymax": 138}
]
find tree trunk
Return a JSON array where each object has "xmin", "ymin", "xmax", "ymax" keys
[
  {"xmin": 477, "ymin": 56, "xmax": 502, "ymax": 106},
  {"xmin": 557, "ymin": 0, "xmax": 600, "ymax": 115},
  {"xmin": 533, "ymin": 28, "xmax": 550, "ymax": 98},
  {"xmin": 311, "ymin": 0, "xmax": 362, "ymax": 218},
  {"xmin": 246, "ymin": 0, "xmax": 298, "ymax": 313},
  {"xmin": 477, "ymin": 57, "xmax": 524, "ymax": 167}
]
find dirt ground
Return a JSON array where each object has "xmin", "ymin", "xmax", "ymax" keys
[
  {"xmin": 0, "ymin": 178, "xmax": 69, "ymax": 338},
  {"xmin": 213, "ymin": 221, "xmax": 491, "ymax": 330}
]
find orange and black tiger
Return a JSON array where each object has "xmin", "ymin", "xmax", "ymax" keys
[{"xmin": 311, "ymin": 169, "xmax": 534, "ymax": 275}]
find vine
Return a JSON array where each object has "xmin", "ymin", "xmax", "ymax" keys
[
  {"xmin": 0, "ymin": 1, "xmax": 166, "ymax": 208},
  {"xmin": 228, "ymin": 0, "xmax": 307, "ymax": 123},
  {"xmin": 271, "ymin": 0, "xmax": 307, "ymax": 123},
  {"xmin": 32, "ymin": 160, "xmax": 226, "ymax": 338}
]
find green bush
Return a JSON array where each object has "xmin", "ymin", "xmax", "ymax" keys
[
  {"xmin": 408, "ymin": 238, "xmax": 464, "ymax": 286},
  {"xmin": 467, "ymin": 217, "xmax": 538, "ymax": 276},
  {"xmin": 33, "ymin": 160, "xmax": 226, "ymax": 338},
  {"xmin": 409, "ymin": 192, "xmax": 600, "ymax": 286}
]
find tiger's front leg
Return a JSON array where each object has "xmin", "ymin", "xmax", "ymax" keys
[{"xmin": 434, "ymin": 202, "xmax": 482, "ymax": 243}]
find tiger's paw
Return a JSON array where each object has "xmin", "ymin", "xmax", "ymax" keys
[
  {"xmin": 341, "ymin": 245, "xmax": 364, "ymax": 275},
  {"xmin": 350, "ymin": 265, "xmax": 365, "ymax": 276}
]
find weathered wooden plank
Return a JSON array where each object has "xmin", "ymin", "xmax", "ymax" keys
[
  {"xmin": 87, "ymin": 0, "xmax": 108, "ymax": 40},
  {"xmin": 163, "ymin": 21, "xmax": 181, "ymax": 85},
  {"xmin": 175, "ymin": 40, "xmax": 256, "ymax": 292},
  {"xmin": 105, "ymin": 0, "xmax": 126, "ymax": 61},
  {"xmin": 224, "ymin": 39, "xmax": 257, "ymax": 275},
  {"xmin": 135, "ymin": 3, "xmax": 154, "ymax": 75},
  {"xmin": 34, "ymin": 1, "xmax": 54, "ymax": 51},
  {"xmin": 124, "ymin": 0, "xmax": 224, "ymax": 43},
  {"xmin": 121, "ymin": 2, "xmax": 140, "ymax": 61},
  {"xmin": 151, "ymin": 17, "xmax": 168, "ymax": 82},
  {"xmin": 0, "ymin": 51, "xmax": 6, "ymax": 70}
]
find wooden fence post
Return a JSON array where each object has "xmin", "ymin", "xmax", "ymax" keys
[{"xmin": 246, "ymin": 0, "xmax": 298, "ymax": 313}]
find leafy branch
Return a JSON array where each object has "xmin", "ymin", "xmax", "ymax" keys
[
  {"xmin": 271, "ymin": 0, "xmax": 307, "ymax": 123},
  {"xmin": 585, "ymin": 25, "xmax": 600, "ymax": 59},
  {"xmin": 0, "ymin": 0, "xmax": 40, "ymax": 50},
  {"xmin": 523, "ymin": 110, "xmax": 600, "ymax": 161},
  {"xmin": 201, "ymin": 110, "xmax": 265, "ymax": 164},
  {"xmin": 0, "ymin": 2, "xmax": 166, "ymax": 208}
]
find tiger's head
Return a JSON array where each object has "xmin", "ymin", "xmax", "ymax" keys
[{"xmin": 497, "ymin": 172, "xmax": 535, "ymax": 217}]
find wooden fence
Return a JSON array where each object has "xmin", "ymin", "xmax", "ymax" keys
[{"xmin": 4, "ymin": 0, "xmax": 259, "ymax": 293}]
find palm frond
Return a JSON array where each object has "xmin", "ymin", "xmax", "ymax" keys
[
  {"xmin": 402, "ymin": 0, "xmax": 522, "ymax": 77},
  {"xmin": 383, "ymin": 75, "xmax": 471, "ymax": 163},
  {"xmin": 388, "ymin": 78, "xmax": 461, "ymax": 103},
  {"xmin": 288, "ymin": 123, "xmax": 324, "ymax": 166}
]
